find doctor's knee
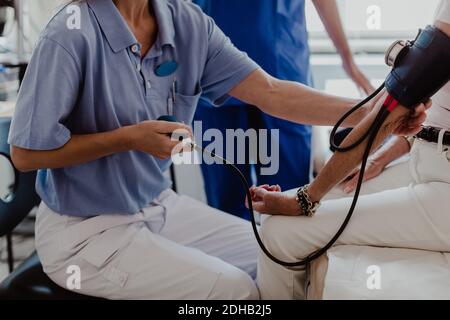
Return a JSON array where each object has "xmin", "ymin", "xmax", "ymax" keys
[{"xmin": 209, "ymin": 270, "xmax": 260, "ymax": 300}]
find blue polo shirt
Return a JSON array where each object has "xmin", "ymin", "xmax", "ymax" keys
[{"xmin": 8, "ymin": 0, "xmax": 258, "ymax": 217}]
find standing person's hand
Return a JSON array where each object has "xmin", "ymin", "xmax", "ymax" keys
[
  {"xmin": 343, "ymin": 59, "xmax": 376, "ymax": 95},
  {"xmin": 311, "ymin": 0, "xmax": 376, "ymax": 95}
]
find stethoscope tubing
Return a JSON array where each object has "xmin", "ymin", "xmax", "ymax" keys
[{"xmin": 190, "ymin": 84, "xmax": 392, "ymax": 268}]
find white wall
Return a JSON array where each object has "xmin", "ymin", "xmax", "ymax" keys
[{"xmin": 28, "ymin": 0, "xmax": 69, "ymax": 45}]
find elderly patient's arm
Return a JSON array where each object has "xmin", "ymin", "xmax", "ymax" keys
[
  {"xmin": 341, "ymin": 136, "xmax": 411, "ymax": 194},
  {"xmin": 305, "ymin": 20, "xmax": 449, "ymax": 204},
  {"xmin": 306, "ymin": 100, "xmax": 428, "ymax": 205},
  {"xmin": 247, "ymin": 20, "xmax": 449, "ymax": 215},
  {"xmin": 340, "ymin": 20, "xmax": 450, "ymax": 193},
  {"xmin": 248, "ymin": 96, "xmax": 430, "ymax": 216}
]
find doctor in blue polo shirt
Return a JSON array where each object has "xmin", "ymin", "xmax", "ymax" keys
[
  {"xmin": 194, "ymin": 0, "xmax": 374, "ymax": 219},
  {"xmin": 8, "ymin": 0, "xmax": 417, "ymax": 300}
]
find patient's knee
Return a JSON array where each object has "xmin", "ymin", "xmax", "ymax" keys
[{"xmin": 260, "ymin": 216, "xmax": 299, "ymax": 261}]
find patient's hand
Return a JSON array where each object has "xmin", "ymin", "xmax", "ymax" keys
[{"xmin": 246, "ymin": 185, "xmax": 302, "ymax": 216}]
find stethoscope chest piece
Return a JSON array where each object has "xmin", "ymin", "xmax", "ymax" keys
[{"xmin": 155, "ymin": 60, "xmax": 178, "ymax": 77}]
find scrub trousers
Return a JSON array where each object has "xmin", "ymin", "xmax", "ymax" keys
[
  {"xmin": 194, "ymin": 104, "xmax": 312, "ymax": 219},
  {"xmin": 35, "ymin": 189, "xmax": 259, "ymax": 300},
  {"xmin": 257, "ymin": 139, "xmax": 450, "ymax": 299}
]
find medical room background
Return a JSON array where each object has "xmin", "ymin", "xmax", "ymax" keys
[{"xmin": 0, "ymin": 0, "xmax": 448, "ymax": 303}]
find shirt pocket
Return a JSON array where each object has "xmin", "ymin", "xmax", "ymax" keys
[
  {"xmin": 173, "ymin": 90, "xmax": 202, "ymax": 125},
  {"xmin": 72, "ymin": 226, "xmax": 133, "ymax": 288},
  {"xmin": 58, "ymin": 215, "xmax": 136, "ymax": 268}
]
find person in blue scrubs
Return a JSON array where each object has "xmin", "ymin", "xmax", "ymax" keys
[
  {"xmin": 6, "ymin": 0, "xmax": 421, "ymax": 300},
  {"xmin": 194, "ymin": 0, "xmax": 375, "ymax": 219}
]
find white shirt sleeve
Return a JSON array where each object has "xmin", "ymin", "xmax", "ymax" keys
[
  {"xmin": 425, "ymin": 0, "xmax": 450, "ymax": 130},
  {"xmin": 435, "ymin": 0, "xmax": 450, "ymax": 24}
]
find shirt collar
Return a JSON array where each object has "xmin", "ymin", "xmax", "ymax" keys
[
  {"xmin": 152, "ymin": 0, "xmax": 176, "ymax": 49},
  {"xmin": 87, "ymin": 0, "xmax": 175, "ymax": 54}
]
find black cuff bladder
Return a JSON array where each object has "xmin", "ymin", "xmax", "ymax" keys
[{"xmin": 385, "ymin": 25, "xmax": 450, "ymax": 109}]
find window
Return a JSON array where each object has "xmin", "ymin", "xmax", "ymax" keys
[{"xmin": 307, "ymin": 0, "xmax": 441, "ymax": 53}]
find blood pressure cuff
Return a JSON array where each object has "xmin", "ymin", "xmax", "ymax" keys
[{"xmin": 385, "ymin": 25, "xmax": 450, "ymax": 109}]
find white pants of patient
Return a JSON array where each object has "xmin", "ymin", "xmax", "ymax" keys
[
  {"xmin": 258, "ymin": 139, "xmax": 450, "ymax": 300},
  {"xmin": 36, "ymin": 189, "xmax": 259, "ymax": 300}
]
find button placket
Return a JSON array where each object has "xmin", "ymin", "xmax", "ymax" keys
[
  {"xmin": 129, "ymin": 44, "xmax": 151, "ymax": 97},
  {"xmin": 140, "ymin": 60, "xmax": 151, "ymax": 97},
  {"xmin": 131, "ymin": 44, "xmax": 139, "ymax": 53},
  {"xmin": 129, "ymin": 44, "xmax": 142, "ymax": 73}
]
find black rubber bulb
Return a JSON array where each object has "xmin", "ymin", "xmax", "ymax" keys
[
  {"xmin": 157, "ymin": 115, "xmax": 177, "ymax": 122},
  {"xmin": 157, "ymin": 115, "xmax": 185, "ymax": 142}
]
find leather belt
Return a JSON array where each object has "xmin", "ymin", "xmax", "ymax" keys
[{"xmin": 416, "ymin": 126, "xmax": 450, "ymax": 146}]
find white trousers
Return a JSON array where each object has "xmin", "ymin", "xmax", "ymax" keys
[
  {"xmin": 35, "ymin": 189, "xmax": 259, "ymax": 300},
  {"xmin": 257, "ymin": 139, "xmax": 450, "ymax": 300}
]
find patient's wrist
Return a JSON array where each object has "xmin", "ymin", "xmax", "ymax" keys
[
  {"xmin": 296, "ymin": 184, "xmax": 321, "ymax": 217},
  {"xmin": 368, "ymin": 156, "xmax": 387, "ymax": 171},
  {"xmin": 287, "ymin": 195, "xmax": 303, "ymax": 216},
  {"xmin": 305, "ymin": 183, "xmax": 321, "ymax": 205}
]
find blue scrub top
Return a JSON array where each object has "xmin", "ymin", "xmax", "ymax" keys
[
  {"xmin": 195, "ymin": 0, "xmax": 312, "ymax": 107},
  {"xmin": 8, "ymin": 0, "xmax": 259, "ymax": 217}
]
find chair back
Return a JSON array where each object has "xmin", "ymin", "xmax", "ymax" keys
[{"xmin": 0, "ymin": 118, "xmax": 40, "ymax": 237}]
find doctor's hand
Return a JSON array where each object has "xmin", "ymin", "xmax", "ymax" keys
[
  {"xmin": 127, "ymin": 120, "xmax": 193, "ymax": 160},
  {"xmin": 245, "ymin": 185, "xmax": 301, "ymax": 216}
]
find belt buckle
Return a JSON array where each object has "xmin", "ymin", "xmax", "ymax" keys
[{"xmin": 416, "ymin": 126, "xmax": 431, "ymax": 142}]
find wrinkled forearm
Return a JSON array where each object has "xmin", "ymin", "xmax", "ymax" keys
[
  {"xmin": 307, "ymin": 103, "xmax": 410, "ymax": 202},
  {"xmin": 370, "ymin": 136, "xmax": 410, "ymax": 168}
]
